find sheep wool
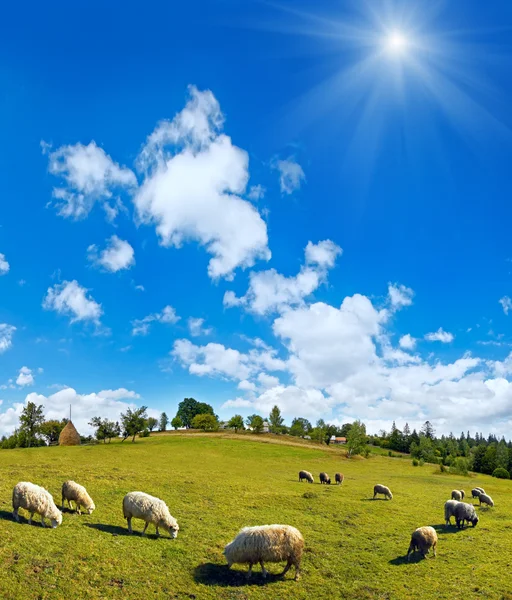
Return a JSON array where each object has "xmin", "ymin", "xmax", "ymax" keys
[
  {"xmin": 319, "ymin": 472, "xmax": 331, "ymax": 485},
  {"xmin": 373, "ymin": 484, "xmax": 393, "ymax": 500},
  {"xmin": 335, "ymin": 473, "xmax": 344, "ymax": 485},
  {"xmin": 472, "ymin": 487, "xmax": 485, "ymax": 498},
  {"xmin": 453, "ymin": 502, "xmax": 479, "ymax": 529},
  {"xmin": 61, "ymin": 480, "xmax": 95, "ymax": 515},
  {"xmin": 407, "ymin": 526, "xmax": 438, "ymax": 561},
  {"xmin": 224, "ymin": 524, "xmax": 304, "ymax": 580},
  {"xmin": 451, "ymin": 490, "xmax": 462, "ymax": 501},
  {"xmin": 444, "ymin": 500, "xmax": 459, "ymax": 526},
  {"xmin": 478, "ymin": 493, "xmax": 494, "ymax": 507},
  {"xmin": 12, "ymin": 482, "xmax": 62, "ymax": 528},
  {"xmin": 298, "ymin": 470, "xmax": 314, "ymax": 484},
  {"xmin": 122, "ymin": 491, "xmax": 179, "ymax": 538}
]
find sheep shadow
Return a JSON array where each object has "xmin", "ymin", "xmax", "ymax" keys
[
  {"xmin": 431, "ymin": 523, "xmax": 460, "ymax": 535},
  {"xmin": 389, "ymin": 553, "xmax": 432, "ymax": 566},
  {"xmin": 0, "ymin": 510, "xmax": 14, "ymax": 522},
  {"xmin": 360, "ymin": 498, "xmax": 389, "ymax": 501},
  {"xmin": 85, "ymin": 523, "xmax": 133, "ymax": 537},
  {"xmin": 193, "ymin": 563, "xmax": 288, "ymax": 587}
]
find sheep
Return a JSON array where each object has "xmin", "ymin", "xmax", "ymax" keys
[
  {"xmin": 444, "ymin": 500, "xmax": 459, "ymax": 526},
  {"xmin": 122, "ymin": 492, "xmax": 179, "ymax": 538},
  {"xmin": 61, "ymin": 480, "xmax": 95, "ymax": 515},
  {"xmin": 472, "ymin": 487, "xmax": 485, "ymax": 498},
  {"xmin": 453, "ymin": 502, "xmax": 479, "ymax": 529},
  {"xmin": 451, "ymin": 490, "xmax": 465, "ymax": 501},
  {"xmin": 373, "ymin": 484, "xmax": 393, "ymax": 500},
  {"xmin": 407, "ymin": 526, "xmax": 438, "ymax": 561},
  {"xmin": 478, "ymin": 493, "xmax": 494, "ymax": 507},
  {"xmin": 319, "ymin": 472, "xmax": 331, "ymax": 485},
  {"xmin": 224, "ymin": 524, "xmax": 304, "ymax": 580},
  {"xmin": 298, "ymin": 470, "xmax": 314, "ymax": 484},
  {"xmin": 335, "ymin": 473, "xmax": 344, "ymax": 485},
  {"xmin": 12, "ymin": 482, "xmax": 62, "ymax": 528}
]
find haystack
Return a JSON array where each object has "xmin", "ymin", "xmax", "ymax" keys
[{"xmin": 59, "ymin": 421, "xmax": 81, "ymax": 446}]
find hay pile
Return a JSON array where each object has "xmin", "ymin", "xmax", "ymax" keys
[{"xmin": 59, "ymin": 421, "xmax": 81, "ymax": 446}]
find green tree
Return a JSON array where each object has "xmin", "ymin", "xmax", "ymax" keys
[
  {"xmin": 191, "ymin": 413, "xmax": 219, "ymax": 431},
  {"xmin": 289, "ymin": 417, "xmax": 312, "ymax": 437},
  {"xmin": 496, "ymin": 440, "xmax": 509, "ymax": 470},
  {"xmin": 227, "ymin": 415, "xmax": 245, "ymax": 432},
  {"xmin": 246, "ymin": 414, "xmax": 264, "ymax": 433},
  {"xmin": 89, "ymin": 417, "xmax": 120, "ymax": 443},
  {"xmin": 120, "ymin": 406, "xmax": 148, "ymax": 442},
  {"xmin": 159, "ymin": 412, "xmax": 169, "ymax": 431},
  {"xmin": 346, "ymin": 420, "xmax": 367, "ymax": 457},
  {"xmin": 421, "ymin": 420, "xmax": 435, "ymax": 439},
  {"xmin": 175, "ymin": 398, "xmax": 215, "ymax": 428},
  {"xmin": 39, "ymin": 419, "xmax": 66, "ymax": 445},
  {"xmin": 171, "ymin": 415, "xmax": 183, "ymax": 430},
  {"xmin": 19, "ymin": 402, "xmax": 45, "ymax": 447},
  {"xmin": 146, "ymin": 417, "xmax": 158, "ymax": 432},
  {"xmin": 268, "ymin": 405, "xmax": 284, "ymax": 434}
]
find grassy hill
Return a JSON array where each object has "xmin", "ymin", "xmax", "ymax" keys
[{"xmin": 0, "ymin": 433, "xmax": 510, "ymax": 599}]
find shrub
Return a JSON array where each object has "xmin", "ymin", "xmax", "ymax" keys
[
  {"xmin": 139, "ymin": 429, "xmax": 150, "ymax": 438},
  {"xmin": 388, "ymin": 451, "xmax": 393, "ymax": 457},
  {"xmin": 439, "ymin": 463, "xmax": 447, "ymax": 473},
  {"xmin": 302, "ymin": 492, "xmax": 317, "ymax": 499},
  {"xmin": 419, "ymin": 459, "xmax": 425, "ymax": 467},
  {"xmin": 493, "ymin": 467, "xmax": 510, "ymax": 479},
  {"xmin": 412, "ymin": 458, "xmax": 419, "ymax": 467},
  {"xmin": 450, "ymin": 457, "xmax": 469, "ymax": 476}
]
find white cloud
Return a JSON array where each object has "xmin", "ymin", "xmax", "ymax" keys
[
  {"xmin": 133, "ymin": 85, "xmax": 270, "ymax": 279},
  {"xmin": 224, "ymin": 239, "xmax": 342, "ymax": 315},
  {"xmin": 0, "ymin": 324, "xmax": 16, "ymax": 353},
  {"xmin": 248, "ymin": 185, "xmax": 266, "ymax": 200},
  {"xmin": 44, "ymin": 141, "xmax": 137, "ymax": 220},
  {"xmin": 16, "ymin": 367, "xmax": 34, "ymax": 387},
  {"xmin": 0, "ymin": 253, "xmax": 9, "ymax": 275},
  {"xmin": 256, "ymin": 373, "xmax": 281, "ymax": 389},
  {"xmin": 274, "ymin": 157, "xmax": 305, "ymax": 195},
  {"xmin": 135, "ymin": 284, "xmax": 145, "ymax": 292},
  {"xmin": 43, "ymin": 280, "xmax": 103, "ymax": 325},
  {"xmin": 388, "ymin": 283, "xmax": 414, "ymax": 309},
  {"xmin": 188, "ymin": 317, "xmax": 212, "ymax": 337},
  {"xmin": 238, "ymin": 380, "xmax": 257, "ymax": 392},
  {"xmin": 499, "ymin": 296, "xmax": 512, "ymax": 315},
  {"xmin": 425, "ymin": 328, "xmax": 454, "ymax": 343},
  {"xmin": 131, "ymin": 305, "xmax": 180, "ymax": 336},
  {"xmin": 399, "ymin": 334, "xmax": 416, "ymax": 350},
  {"xmin": 87, "ymin": 235, "xmax": 135, "ymax": 272}
]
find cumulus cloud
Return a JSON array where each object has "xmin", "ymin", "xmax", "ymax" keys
[
  {"xmin": 133, "ymin": 85, "xmax": 270, "ymax": 279},
  {"xmin": 399, "ymin": 334, "xmax": 416, "ymax": 350},
  {"xmin": 87, "ymin": 235, "xmax": 135, "ymax": 272},
  {"xmin": 0, "ymin": 253, "xmax": 9, "ymax": 275},
  {"xmin": 499, "ymin": 296, "xmax": 512, "ymax": 315},
  {"xmin": 44, "ymin": 141, "xmax": 137, "ymax": 220},
  {"xmin": 16, "ymin": 367, "xmax": 34, "ymax": 387},
  {"xmin": 388, "ymin": 283, "xmax": 414, "ymax": 309},
  {"xmin": 425, "ymin": 328, "xmax": 454, "ymax": 343},
  {"xmin": 43, "ymin": 280, "xmax": 103, "ymax": 325},
  {"xmin": 248, "ymin": 185, "xmax": 266, "ymax": 200},
  {"xmin": 224, "ymin": 239, "xmax": 342, "ymax": 315},
  {"xmin": 131, "ymin": 305, "xmax": 180, "ymax": 336},
  {"xmin": 0, "ymin": 324, "xmax": 16, "ymax": 353},
  {"xmin": 274, "ymin": 157, "xmax": 305, "ymax": 195},
  {"xmin": 188, "ymin": 317, "xmax": 212, "ymax": 337}
]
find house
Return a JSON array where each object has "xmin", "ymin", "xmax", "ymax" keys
[
  {"xmin": 262, "ymin": 420, "xmax": 270, "ymax": 433},
  {"xmin": 332, "ymin": 437, "xmax": 347, "ymax": 445}
]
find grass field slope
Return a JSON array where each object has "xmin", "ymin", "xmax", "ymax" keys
[{"xmin": 0, "ymin": 433, "xmax": 511, "ymax": 599}]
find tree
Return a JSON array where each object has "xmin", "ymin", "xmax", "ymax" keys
[
  {"xmin": 346, "ymin": 420, "xmax": 367, "ymax": 457},
  {"xmin": 146, "ymin": 417, "xmax": 158, "ymax": 432},
  {"xmin": 191, "ymin": 413, "xmax": 219, "ymax": 431},
  {"xmin": 324, "ymin": 424, "xmax": 338, "ymax": 445},
  {"xmin": 289, "ymin": 417, "xmax": 312, "ymax": 437},
  {"xmin": 39, "ymin": 419, "xmax": 66, "ymax": 445},
  {"xmin": 268, "ymin": 405, "xmax": 284, "ymax": 434},
  {"xmin": 496, "ymin": 440, "xmax": 509, "ymax": 470},
  {"xmin": 89, "ymin": 417, "xmax": 120, "ymax": 443},
  {"xmin": 171, "ymin": 416, "xmax": 183, "ymax": 430},
  {"xmin": 421, "ymin": 421, "xmax": 435, "ymax": 439},
  {"xmin": 246, "ymin": 414, "xmax": 264, "ymax": 433},
  {"xmin": 159, "ymin": 412, "xmax": 169, "ymax": 432},
  {"xmin": 339, "ymin": 423, "xmax": 353, "ymax": 437},
  {"xmin": 120, "ymin": 406, "xmax": 148, "ymax": 442},
  {"xmin": 19, "ymin": 402, "xmax": 45, "ymax": 447},
  {"xmin": 228, "ymin": 415, "xmax": 245, "ymax": 432},
  {"xmin": 175, "ymin": 398, "xmax": 215, "ymax": 428}
]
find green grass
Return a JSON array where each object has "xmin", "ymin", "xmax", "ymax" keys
[{"xmin": 0, "ymin": 433, "xmax": 511, "ymax": 599}]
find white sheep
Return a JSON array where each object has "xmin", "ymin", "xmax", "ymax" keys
[
  {"xmin": 478, "ymin": 493, "xmax": 494, "ymax": 507},
  {"xmin": 12, "ymin": 482, "xmax": 62, "ymax": 528},
  {"xmin": 298, "ymin": 470, "xmax": 314, "ymax": 483},
  {"xmin": 373, "ymin": 484, "xmax": 393, "ymax": 500},
  {"xmin": 224, "ymin": 524, "xmax": 304, "ymax": 580},
  {"xmin": 444, "ymin": 500, "xmax": 459, "ymax": 526},
  {"xmin": 122, "ymin": 491, "xmax": 179, "ymax": 538},
  {"xmin": 472, "ymin": 487, "xmax": 485, "ymax": 498},
  {"xmin": 407, "ymin": 526, "xmax": 438, "ymax": 561},
  {"xmin": 61, "ymin": 480, "xmax": 95, "ymax": 515},
  {"xmin": 454, "ymin": 502, "xmax": 479, "ymax": 529},
  {"xmin": 451, "ymin": 490, "xmax": 464, "ymax": 501}
]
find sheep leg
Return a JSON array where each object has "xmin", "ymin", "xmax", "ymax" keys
[
  {"xmin": 433, "ymin": 542, "xmax": 437, "ymax": 558},
  {"xmin": 280, "ymin": 559, "xmax": 292, "ymax": 576},
  {"xmin": 40, "ymin": 516, "xmax": 45, "ymax": 528},
  {"xmin": 76, "ymin": 503, "xmax": 81, "ymax": 516},
  {"xmin": 127, "ymin": 517, "xmax": 133, "ymax": 534},
  {"xmin": 61, "ymin": 496, "xmax": 65, "ymax": 510},
  {"xmin": 259, "ymin": 561, "xmax": 268, "ymax": 578},
  {"xmin": 28, "ymin": 513, "xmax": 34, "ymax": 525},
  {"xmin": 155, "ymin": 526, "xmax": 160, "ymax": 536},
  {"xmin": 246, "ymin": 563, "xmax": 253, "ymax": 579},
  {"xmin": 293, "ymin": 562, "xmax": 301, "ymax": 581},
  {"xmin": 13, "ymin": 508, "xmax": 19, "ymax": 522},
  {"xmin": 141, "ymin": 522, "xmax": 149, "ymax": 536}
]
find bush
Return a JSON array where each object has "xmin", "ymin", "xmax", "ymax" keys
[
  {"xmin": 388, "ymin": 450, "xmax": 393, "ymax": 457},
  {"xmin": 419, "ymin": 459, "xmax": 425, "ymax": 467},
  {"xmin": 450, "ymin": 457, "xmax": 469, "ymax": 476},
  {"xmin": 412, "ymin": 458, "xmax": 419, "ymax": 467},
  {"xmin": 439, "ymin": 463, "xmax": 447, "ymax": 473},
  {"xmin": 493, "ymin": 467, "xmax": 510, "ymax": 479},
  {"xmin": 139, "ymin": 429, "xmax": 150, "ymax": 438}
]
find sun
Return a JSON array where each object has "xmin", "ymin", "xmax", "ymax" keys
[{"xmin": 386, "ymin": 31, "xmax": 409, "ymax": 54}]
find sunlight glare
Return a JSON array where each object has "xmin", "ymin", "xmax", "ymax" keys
[{"xmin": 386, "ymin": 31, "xmax": 408, "ymax": 55}]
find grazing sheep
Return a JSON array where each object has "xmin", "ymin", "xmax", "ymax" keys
[
  {"xmin": 298, "ymin": 470, "xmax": 314, "ymax": 484},
  {"xmin": 61, "ymin": 480, "xmax": 95, "ymax": 515},
  {"xmin": 335, "ymin": 473, "xmax": 344, "ymax": 485},
  {"xmin": 460, "ymin": 490, "xmax": 465, "ymax": 500},
  {"xmin": 224, "ymin": 524, "xmax": 304, "ymax": 580},
  {"xmin": 373, "ymin": 484, "xmax": 393, "ymax": 500},
  {"xmin": 12, "ymin": 482, "xmax": 62, "ymax": 528},
  {"xmin": 453, "ymin": 502, "xmax": 479, "ymax": 529},
  {"xmin": 122, "ymin": 492, "xmax": 179, "ymax": 538},
  {"xmin": 444, "ymin": 500, "xmax": 459, "ymax": 526},
  {"xmin": 407, "ymin": 526, "xmax": 438, "ymax": 561},
  {"xmin": 478, "ymin": 493, "xmax": 494, "ymax": 507},
  {"xmin": 451, "ymin": 490, "xmax": 463, "ymax": 501},
  {"xmin": 319, "ymin": 472, "xmax": 331, "ymax": 485},
  {"xmin": 472, "ymin": 487, "xmax": 485, "ymax": 498}
]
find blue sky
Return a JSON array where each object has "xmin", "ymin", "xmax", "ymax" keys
[{"xmin": 2, "ymin": 0, "xmax": 512, "ymax": 436}]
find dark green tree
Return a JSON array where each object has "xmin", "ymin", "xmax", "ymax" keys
[
  {"xmin": 346, "ymin": 420, "xmax": 367, "ymax": 457},
  {"xmin": 246, "ymin": 414, "xmax": 264, "ymax": 433},
  {"xmin": 171, "ymin": 415, "xmax": 183, "ymax": 430},
  {"xmin": 159, "ymin": 412, "xmax": 169, "ymax": 432},
  {"xmin": 268, "ymin": 405, "xmax": 284, "ymax": 434},
  {"xmin": 227, "ymin": 415, "xmax": 245, "ymax": 432},
  {"xmin": 19, "ymin": 402, "xmax": 45, "ymax": 447},
  {"xmin": 39, "ymin": 419, "xmax": 66, "ymax": 445},
  {"xmin": 191, "ymin": 413, "xmax": 219, "ymax": 431},
  {"xmin": 120, "ymin": 406, "xmax": 148, "ymax": 442},
  {"xmin": 146, "ymin": 417, "xmax": 158, "ymax": 432},
  {"xmin": 289, "ymin": 417, "xmax": 312, "ymax": 437},
  {"xmin": 175, "ymin": 398, "xmax": 214, "ymax": 428}
]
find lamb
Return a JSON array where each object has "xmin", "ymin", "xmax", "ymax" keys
[
  {"xmin": 122, "ymin": 491, "xmax": 179, "ymax": 538},
  {"xmin": 335, "ymin": 473, "xmax": 344, "ymax": 485},
  {"xmin": 12, "ymin": 482, "xmax": 62, "ymax": 528},
  {"xmin": 224, "ymin": 524, "xmax": 304, "ymax": 580},
  {"xmin": 319, "ymin": 472, "xmax": 331, "ymax": 485},
  {"xmin": 444, "ymin": 500, "xmax": 459, "ymax": 526},
  {"xmin": 373, "ymin": 484, "xmax": 393, "ymax": 500},
  {"xmin": 478, "ymin": 493, "xmax": 494, "ymax": 507},
  {"xmin": 61, "ymin": 480, "xmax": 95, "ymax": 515},
  {"xmin": 451, "ymin": 490, "xmax": 465, "ymax": 501},
  {"xmin": 453, "ymin": 502, "xmax": 479, "ymax": 529},
  {"xmin": 472, "ymin": 487, "xmax": 485, "ymax": 498},
  {"xmin": 407, "ymin": 526, "xmax": 438, "ymax": 561},
  {"xmin": 298, "ymin": 470, "xmax": 314, "ymax": 484}
]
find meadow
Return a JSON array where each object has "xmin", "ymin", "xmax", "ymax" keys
[{"xmin": 0, "ymin": 432, "xmax": 511, "ymax": 600}]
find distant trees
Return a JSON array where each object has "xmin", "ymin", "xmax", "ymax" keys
[
  {"xmin": 175, "ymin": 398, "xmax": 215, "ymax": 428},
  {"xmin": 228, "ymin": 415, "xmax": 245, "ymax": 432},
  {"xmin": 120, "ymin": 407, "xmax": 148, "ymax": 442},
  {"xmin": 171, "ymin": 416, "xmax": 183, "ymax": 430},
  {"xmin": 19, "ymin": 402, "xmax": 45, "ymax": 448},
  {"xmin": 246, "ymin": 414, "xmax": 264, "ymax": 433},
  {"xmin": 146, "ymin": 417, "xmax": 158, "ymax": 432},
  {"xmin": 39, "ymin": 419, "xmax": 66, "ymax": 445},
  {"xmin": 289, "ymin": 417, "xmax": 312, "ymax": 438},
  {"xmin": 268, "ymin": 405, "xmax": 284, "ymax": 434},
  {"xmin": 89, "ymin": 417, "xmax": 121, "ymax": 443},
  {"xmin": 346, "ymin": 420, "xmax": 367, "ymax": 457},
  {"xmin": 191, "ymin": 413, "xmax": 219, "ymax": 431},
  {"xmin": 159, "ymin": 412, "xmax": 169, "ymax": 432}
]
